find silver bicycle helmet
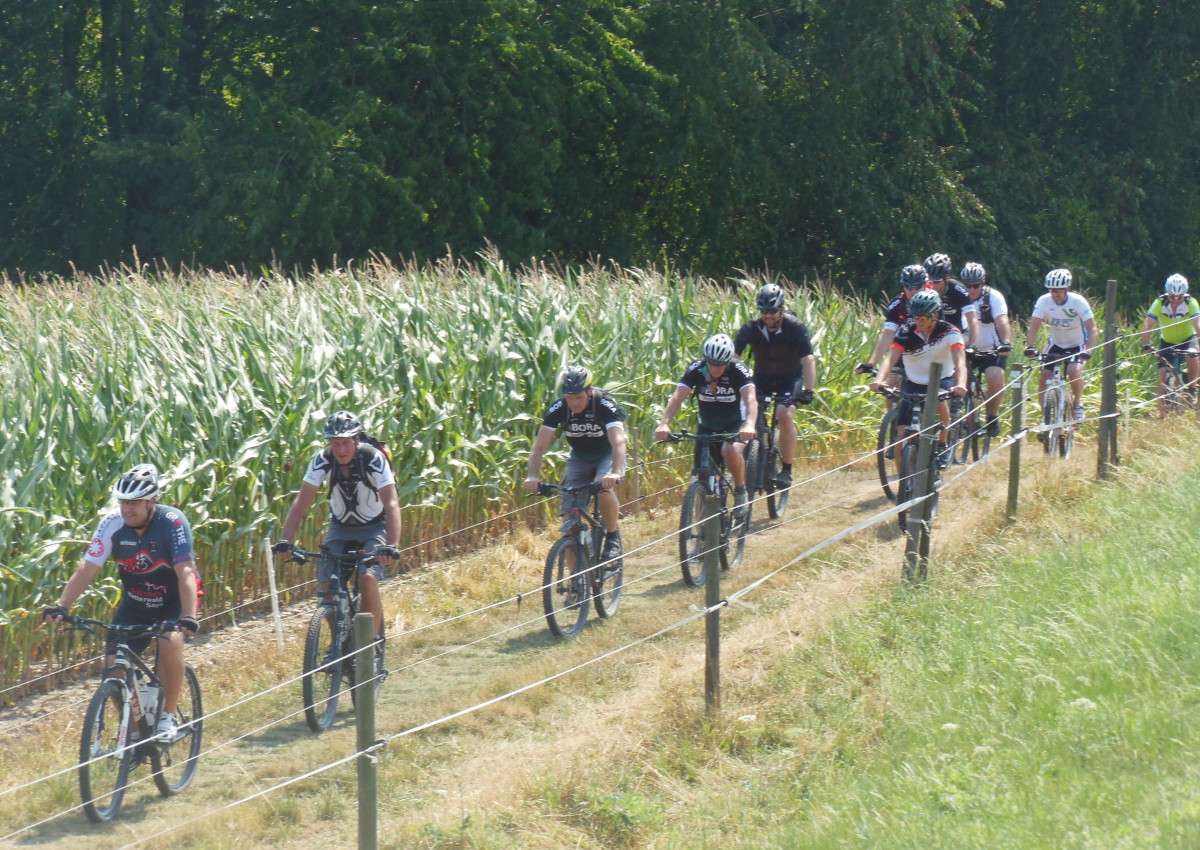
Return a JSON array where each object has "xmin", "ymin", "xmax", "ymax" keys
[
  {"xmin": 323, "ymin": 410, "xmax": 364, "ymax": 439},
  {"xmin": 756, "ymin": 283, "xmax": 785, "ymax": 312},
  {"xmin": 960, "ymin": 262, "xmax": 986, "ymax": 283},
  {"xmin": 702, "ymin": 333, "xmax": 736, "ymax": 365},
  {"xmin": 112, "ymin": 463, "xmax": 161, "ymax": 501},
  {"xmin": 1044, "ymin": 268, "xmax": 1072, "ymax": 289},
  {"xmin": 1165, "ymin": 274, "xmax": 1189, "ymax": 296}
]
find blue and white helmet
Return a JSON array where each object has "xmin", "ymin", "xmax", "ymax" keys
[
  {"xmin": 112, "ymin": 464, "xmax": 160, "ymax": 501},
  {"xmin": 1165, "ymin": 274, "xmax": 1189, "ymax": 296}
]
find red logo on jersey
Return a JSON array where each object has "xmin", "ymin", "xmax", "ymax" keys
[{"xmin": 87, "ymin": 537, "xmax": 105, "ymax": 559}]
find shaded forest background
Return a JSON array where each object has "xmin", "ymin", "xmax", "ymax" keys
[{"xmin": 2, "ymin": 0, "xmax": 1197, "ymax": 306}]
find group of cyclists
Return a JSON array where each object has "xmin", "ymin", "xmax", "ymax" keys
[{"xmin": 40, "ymin": 256, "xmax": 1199, "ymax": 736}]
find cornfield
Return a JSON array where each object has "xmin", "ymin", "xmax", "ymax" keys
[{"xmin": 0, "ymin": 255, "xmax": 1158, "ymax": 697}]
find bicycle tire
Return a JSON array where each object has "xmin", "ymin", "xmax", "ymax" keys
[
  {"xmin": 151, "ymin": 664, "xmax": 203, "ymax": 796},
  {"xmin": 766, "ymin": 442, "xmax": 789, "ymax": 519},
  {"xmin": 744, "ymin": 438, "xmax": 763, "ymax": 505},
  {"xmin": 877, "ymin": 407, "xmax": 901, "ymax": 502},
  {"xmin": 349, "ymin": 622, "xmax": 383, "ymax": 709},
  {"xmin": 1042, "ymin": 386, "xmax": 1060, "ymax": 456},
  {"xmin": 679, "ymin": 480, "xmax": 709, "ymax": 587},
  {"xmin": 897, "ymin": 442, "xmax": 917, "ymax": 532},
  {"xmin": 1060, "ymin": 400, "xmax": 1075, "ymax": 458},
  {"xmin": 954, "ymin": 389, "xmax": 976, "ymax": 465},
  {"xmin": 721, "ymin": 479, "xmax": 749, "ymax": 572},
  {"xmin": 1163, "ymin": 363, "xmax": 1186, "ymax": 415},
  {"xmin": 543, "ymin": 535, "xmax": 589, "ymax": 638},
  {"xmin": 593, "ymin": 551, "xmax": 624, "ymax": 619},
  {"xmin": 79, "ymin": 679, "xmax": 133, "ymax": 822},
  {"xmin": 302, "ymin": 605, "xmax": 344, "ymax": 732}
]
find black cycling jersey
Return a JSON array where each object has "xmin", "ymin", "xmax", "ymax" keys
[
  {"xmin": 937, "ymin": 280, "xmax": 975, "ymax": 332},
  {"xmin": 542, "ymin": 388, "xmax": 627, "ymax": 462},
  {"xmin": 677, "ymin": 359, "xmax": 754, "ymax": 431},
  {"xmin": 733, "ymin": 313, "xmax": 814, "ymax": 383}
]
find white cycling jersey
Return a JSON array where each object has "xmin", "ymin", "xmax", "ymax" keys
[{"xmin": 1031, "ymin": 291, "xmax": 1093, "ymax": 349}]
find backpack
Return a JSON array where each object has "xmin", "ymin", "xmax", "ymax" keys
[
  {"xmin": 322, "ymin": 431, "xmax": 395, "ymax": 494},
  {"xmin": 978, "ymin": 286, "xmax": 994, "ymax": 325}
]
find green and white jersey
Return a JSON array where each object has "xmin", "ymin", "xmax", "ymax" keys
[{"xmin": 1146, "ymin": 295, "xmax": 1200, "ymax": 345}]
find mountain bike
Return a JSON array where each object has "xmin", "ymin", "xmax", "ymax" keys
[
  {"xmin": 749, "ymin": 393, "xmax": 791, "ymax": 519},
  {"xmin": 288, "ymin": 547, "xmax": 385, "ymax": 732},
  {"xmin": 875, "ymin": 386, "xmax": 948, "ymax": 532},
  {"xmin": 953, "ymin": 349, "xmax": 1003, "ymax": 463},
  {"xmin": 666, "ymin": 431, "xmax": 752, "ymax": 586},
  {"xmin": 534, "ymin": 481, "xmax": 624, "ymax": 638},
  {"xmin": 1034, "ymin": 352, "xmax": 1079, "ymax": 458},
  {"xmin": 1158, "ymin": 346, "xmax": 1198, "ymax": 415},
  {"xmin": 61, "ymin": 616, "xmax": 202, "ymax": 822},
  {"xmin": 876, "ymin": 397, "xmax": 903, "ymax": 502}
]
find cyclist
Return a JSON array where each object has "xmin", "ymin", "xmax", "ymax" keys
[
  {"xmin": 868, "ymin": 288, "xmax": 968, "ymax": 470},
  {"xmin": 923, "ymin": 252, "xmax": 980, "ymax": 345},
  {"xmin": 1024, "ymin": 268, "xmax": 1098, "ymax": 426},
  {"xmin": 655, "ymin": 333, "xmax": 758, "ymax": 518},
  {"xmin": 733, "ymin": 283, "xmax": 817, "ymax": 487},
  {"xmin": 43, "ymin": 463, "xmax": 200, "ymax": 742},
  {"xmin": 524, "ymin": 365, "xmax": 628, "ymax": 563},
  {"xmin": 1139, "ymin": 273, "xmax": 1200, "ymax": 415},
  {"xmin": 273, "ymin": 410, "xmax": 401, "ymax": 676},
  {"xmin": 960, "ymin": 261, "xmax": 1014, "ymax": 436}
]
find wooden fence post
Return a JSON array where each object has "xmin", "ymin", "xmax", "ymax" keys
[
  {"xmin": 1097, "ymin": 279, "xmax": 1119, "ymax": 478},
  {"xmin": 1006, "ymin": 372, "xmax": 1024, "ymax": 524},
  {"xmin": 903, "ymin": 362, "xmax": 943, "ymax": 584},
  {"xmin": 355, "ymin": 613, "xmax": 378, "ymax": 850},
  {"xmin": 703, "ymin": 498, "xmax": 721, "ymax": 716}
]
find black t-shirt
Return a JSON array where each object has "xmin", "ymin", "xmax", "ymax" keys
[
  {"xmin": 677, "ymin": 359, "xmax": 754, "ymax": 431},
  {"xmin": 733, "ymin": 313, "xmax": 814, "ymax": 382},
  {"xmin": 542, "ymin": 388, "xmax": 627, "ymax": 462}
]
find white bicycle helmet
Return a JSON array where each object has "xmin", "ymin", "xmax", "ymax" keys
[
  {"xmin": 702, "ymin": 333, "xmax": 736, "ymax": 365},
  {"xmin": 1044, "ymin": 268, "xmax": 1072, "ymax": 289},
  {"xmin": 112, "ymin": 464, "xmax": 161, "ymax": 501},
  {"xmin": 960, "ymin": 262, "xmax": 986, "ymax": 283},
  {"xmin": 1165, "ymin": 274, "xmax": 1189, "ymax": 296}
]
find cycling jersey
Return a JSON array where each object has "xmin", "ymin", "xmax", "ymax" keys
[
  {"xmin": 1146, "ymin": 295, "xmax": 1200, "ymax": 345},
  {"xmin": 972, "ymin": 286, "xmax": 1009, "ymax": 349},
  {"xmin": 733, "ymin": 313, "xmax": 814, "ymax": 383},
  {"xmin": 891, "ymin": 320, "xmax": 964, "ymax": 385},
  {"xmin": 84, "ymin": 506, "xmax": 196, "ymax": 613},
  {"xmin": 1031, "ymin": 291, "xmax": 1094, "ymax": 349},
  {"xmin": 677, "ymin": 359, "xmax": 754, "ymax": 432},
  {"xmin": 883, "ymin": 292, "xmax": 912, "ymax": 333},
  {"xmin": 302, "ymin": 444, "xmax": 396, "ymax": 526},
  {"xmin": 542, "ymin": 388, "xmax": 627, "ymax": 463},
  {"xmin": 934, "ymin": 281, "xmax": 978, "ymax": 332}
]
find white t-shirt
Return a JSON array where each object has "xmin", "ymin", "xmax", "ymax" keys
[
  {"xmin": 973, "ymin": 287, "xmax": 1009, "ymax": 350},
  {"xmin": 1031, "ymin": 291, "xmax": 1094, "ymax": 349}
]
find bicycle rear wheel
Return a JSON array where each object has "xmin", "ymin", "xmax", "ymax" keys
[
  {"xmin": 877, "ymin": 407, "xmax": 901, "ymax": 502},
  {"xmin": 543, "ymin": 536, "xmax": 589, "ymax": 638},
  {"xmin": 1060, "ymin": 400, "xmax": 1075, "ymax": 458},
  {"xmin": 151, "ymin": 664, "xmax": 203, "ymax": 796},
  {"xmin": 744, "ymin": 438, "xmax": 763, "ymax": 504},
  {"xmin": 954, "ymin": 390, "xmax": 976, "ymax": 465},
  {"xmin": 80, "ymin": 680, "xmax": 133, "ymax": 822},
  {"xmin": 720, "ymin": 483, "xmax": 749, "ymax": 572},
  {"xmin": 593, "ymin": 550, "xmax": 624, "ymax": 619},
  {"xmin": 679, "ymin": 481, "xmax": 709, "ymax": 587},
  {"xmin": 302, "ymin": 605, "xmax": 344, "ymax": 732}
]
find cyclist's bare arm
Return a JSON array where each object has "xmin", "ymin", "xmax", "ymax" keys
[
  {"xmin": 278, "ymin": 480, "xmax": 320, "ymax": 545},
  {"xmin": 951, "ymin": 346, "xmax": 968, "ymax": 395},
  {"xmin": 524, "ymin": 425, "xmax": 557, "ymax": 493},
  {"xmin": 870, "ymin": 348, "xmax": 902, "ymax": 391},
  {"xmin": 656, "ymin": 384, "xmax": 693, "ymax": 441},
  {"xmin": 801, "ymin": 353, "xmax": 817, "ymax": 395},
  {"xmin": 964, "ymin": 308, "xmax": 981, "ymax": 348},
  {"xmin": 1082, "ymin": 317, "xmax": 1099, "ymax": 356},
  {"xmin": 1024, "ymin": 316, "xmax": 1044, "ymax": 351},
  {"xmin": 44, "ymin": 560, "xmax": 102, "ymax": 620},
  {"xmin": 174, "ymin": 559, "xmax": 199, "ymax": 625},
  {"xmin": 602, "ymin": 426, "xmax": 627, "ymax": 489},
  {"xmin": 378, "ymin": 483, "xmax": 402, "ymax": 565},
  {"xmin": 867, "ymin": 328, "xmax": 896, "ymax": 371},
  {"xmin": 738, "ymin": 385, "xmax": 758, "ymax": 442}
]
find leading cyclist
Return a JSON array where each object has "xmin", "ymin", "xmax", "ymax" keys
[
  {"xmin": 1023, "ymin": 268, "xmax": 1098, "ymax": 427},
  {"xmin": 733, "ymin": 283, "xmax": 817, "ymax": 488}
]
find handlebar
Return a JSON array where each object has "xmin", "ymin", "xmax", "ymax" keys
[
  {"xmin": 873, "ymin": 385, "xmax": 952, "ymax": 403},
  {"xmin": 659, "ymin": 430, "xmax": 740, "ymax": 444},
  {"xmin": 287, "ymin": 547, "xmax": 380, "ymax": 565},
  {"xmin": 534, "ymin": 481, "xmax": 602, "ymax": 498},
  {"xmin": 57, "ymin": 615, "xmax": 180, "ymax": 639}
]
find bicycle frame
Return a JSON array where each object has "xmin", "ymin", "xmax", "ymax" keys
[
  {"xmin": 667, "ymin": 430, "xmax": 750, "ymax": 585},
  {"xmin": 1034, "ymin": 352, "xmax": 1078, "ymax": 458},
  {"xmin": 751, "ymin": 393, "xmax": 791, "ymax": 518}
]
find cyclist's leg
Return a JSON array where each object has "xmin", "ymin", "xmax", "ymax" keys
[
  {"xmin": 896, "ymin": 380, "xmax": 923, "ymax": 476},
  {"xmin": 777, "ymin": 377, "xmax": 803, "ymax": 465},
  {"xmin": 722, "ymin": 437, "xmax": 748, "ymax": 487},
  {"xmin": 357, "ymin": 523, "xmax": 388, "ymax": 637},
  {"xmin": 588, "ymin": 456, "xmax": 620, "ymax": 534},
  {"xmin": 1185, "ymin": 338, "xmax": 1200, "ymax": 387},
  {"xmin": 936, "ymin": 376, "xmax": 954, "ymax": 441},
  {"xmin": 984, "ymin": 354, "xmax": 1007, "ymax": 420},
  {"xmin": 561, "ymin": 456, "xmax": 597, "ymax": 517}
]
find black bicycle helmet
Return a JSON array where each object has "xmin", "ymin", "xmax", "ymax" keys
[
  {"xmin": 960, "ymin": 262, "xmax": 986, "ymax": 283},
  {"xmin": 908, "ymin": 288, "xmax": 942, "ymax": 317},
  {"xmin": 323, "ymin": 410, "xmax": 364, "ymax": 439},
  {"xmin": 756, "ymin": 283, "xmax": 785, "ymax": 312},
  {"xmin": 923, "ymin": 253, "xmax": 953, "ymax": 280},
  {"xmin": 112, "ymin": 463, "xmax": 161, "ymax": 501},
  {"xmin": 900, "ymin": 264, "xmax": 928, "ymax": 288},
  {"xmin": 559, "ymin": 365, "xmax": 592, "ymax": 395}
]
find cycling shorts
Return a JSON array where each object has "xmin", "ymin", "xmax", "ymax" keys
[
  {"xmin": 1156, "ymin": 338, "xmax": 1199, "ymax": 369},
  {"xmin": 973, "ymin": 352, "xmax": 1008, "ymax": 373},
  {"xmin": 108, "ymin": 597, "xmax": 182, "ymax": 657},
  {"xmin": 319, "ymin": 521, "xmax": 387, "ymax": 585},
  {"xmin": 752, "ymin": 375, "xmax": 804, "ymax": 403},
  {"xmin": 1041, "ymin": 344, "xmax": 1083, "ymax": 370},
  {"xmin": 560, "ymin": 454, "xmax": 617, "ymax": 514},
  {"xmin": 897, "ymin": 377, "xmax": 957, "ymax": 427},
  {"xmin": 692, "ymin": 426, "xmax": 744, "ymax": 473}
]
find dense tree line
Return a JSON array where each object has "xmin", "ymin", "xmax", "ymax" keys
[{"xmin": 2, "ymin": 0, "xmax": 1198, "ymax": 306}]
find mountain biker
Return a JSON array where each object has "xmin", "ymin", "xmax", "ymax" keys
[
  {"xmin": 273, "ymin": 410, "xmax": 401, "ymax": 676},
  {"xmin": 856, "ymin": 264, "xmax": 931, "ymax": 392},
  {"xmin": 733, "ymin": 283, "xmax": 817, "ymax": 487},
  {"xmin": 524, "ymin": 365, "xmax": 629, "ymax": 564},
  {"xmin": 960, "ymin": 261, "xmax": 1014, "ymax": 436},
  {"xmin": 656, "ymin": 333, "xmax": 758, "ymax": 518},
  {"xmin": 42, "ymin": 463, "xmax": 200, "ymax": 742},
  {"xmin": 1139, "ymin": 273, "xmax": 1200, "ymax": 415},
  {"xmin": 868, "ymin": 288, "xmax": 968, "ymax": 470},
  {"xmin": 1023, "ymin": 268, "xmax": 1098, "ymax": 426},
  {"xmin": 923, "ymin": 252, "xmax": 980, "ymax": 346}
]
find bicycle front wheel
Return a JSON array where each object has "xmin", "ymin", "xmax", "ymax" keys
[
  {"xmin": 151, "ymin": 664, "xmax": 203, "ymax": 796},
  {"xmin": 720, "ymin": 484, "xmax": 749, "ymax": 573},
  {"xmin": 80, "ymin": 680, "xmax": 133, "ymax": 823},
  {"xmin": 679, "ymin": 481, "xmax": 709, "ymax": 587},
  {"xmin": 766, "ymin": 443, "xmax": 789, "ymax": 519},
  {"xmin": 877, "ymin": 407, "xmax": 901, "ymax": 502},
  {"xmin": 897, "ymin": 442, "xmax": 917, "ymax": 532},
  {"xmin": 744, "ymin": 438, "xmax": 763, "ymax": 504},
  {"xmin": 302, "ymin": 605, "xmax": 344, "ymax": 733},
  {"xmin": 954, "ymin": 390, "xmax": 976, "ymax": 465},
  {"xmin": 544, "ymin": 536, "xmax": 589, "ymax": 638},
  {"xmin": 1042, "ymin": 387, "xmax": 1060, "ymax": 456},
  {"xmin": 1164, "ymin": 365, "xmax": 1186, "ymax": 414}
]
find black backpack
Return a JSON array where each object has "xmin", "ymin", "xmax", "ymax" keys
[{"xmin": 322, "ymin": 431, "xmax": 395, "ymax": 493}]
